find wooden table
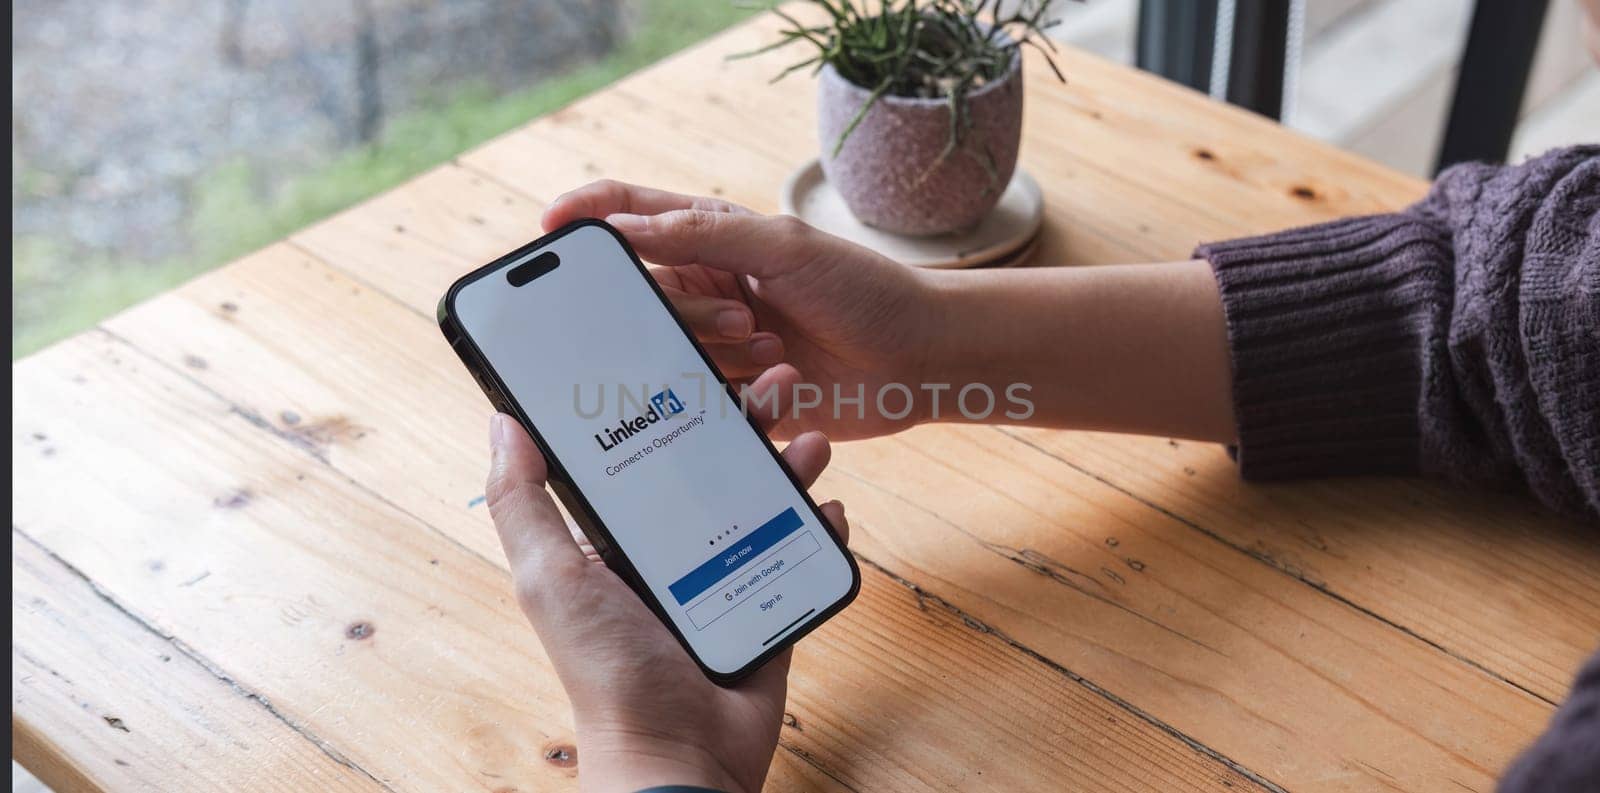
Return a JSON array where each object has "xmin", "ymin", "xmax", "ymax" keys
[{"xmin": 14, "ymin": 10, "xmax": 1598, "ymax": 793}]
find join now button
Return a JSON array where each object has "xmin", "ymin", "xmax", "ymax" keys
[
  {"xmin": 668, "ymin": 506, "xmax": 804, "ymax": 605},
  {"xmin": 685, "ymin": 531, "xmax": 821, "ymax": 630}
]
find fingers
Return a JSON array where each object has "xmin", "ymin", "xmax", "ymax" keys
[
  {"xmin": 741, "ymin": 363, "xmax": 802, "ymax": 434},
  {"xmin": 778, "ymin": 430, "xmax": 850, "ymax": 544},
  {"xmin": 780, "ymin": 428, "xmax": 832, "ymax": 489},
  {"xmin": 542, "ymin": 180, "xmax": 750, "ymax": 232},
  {"xmin": 819, "ymin": 499, "xmax": 850, "ymax": 545},
  {"xmin": 486, "ymin": 414, "xmax": 588, "ymax": 616},
  {"xmin": 605, "ymin": 210, "xmax": 820, "ymax": 278},
  {"xmin": 665, "ymin": 287, "xmax": 756, "ymax": 343},
  {"xmin": 781, "ymin": 431, "xmax": 832, "ymax": 489},
  {"xmin": 703, "ymin": 333, "xmax": 786, "ymax": 380}
]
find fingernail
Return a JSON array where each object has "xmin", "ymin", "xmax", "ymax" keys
[
  {"xmin": 490, "ymin": 413, "xmax": 510, "ymax": 451},
  {"xmin": 717, "ymin": 309, "xmax": 752, "ymax": 339},
  {"xmin": 607, "ymin": 212, "xmax": 647, "ymax": 232},
  {"xmin": 751, "ymin": 337, "xmax": 783, "ymax": 365}
]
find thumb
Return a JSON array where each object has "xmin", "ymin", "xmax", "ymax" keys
[{"xmin": 486, "ymin": 414, "xmax": 587, "ymax": 617}]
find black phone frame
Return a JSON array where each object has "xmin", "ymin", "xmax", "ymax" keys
[{"xmin": 437, "ymin": 218, "xmax": 861, "ymax": 685}]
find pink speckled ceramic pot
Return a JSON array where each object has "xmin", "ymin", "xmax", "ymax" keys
[{"xmin": 818, "ymin": 52, "xmax": 1022, "ymax": 236}]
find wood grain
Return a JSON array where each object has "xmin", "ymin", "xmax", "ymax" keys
[
  {"xmin": 14, "ymin": 324, "xmax": 1260, "ymax": 791},
  {"xmin": 13, "ymin": 6, "xmax": 1595, "ymax": 792},
  {"xmin": 822, "ymin": 428, "xmax": 1553, "ymax": 791},
  {"xmin": 1001, "ymin": 427, "xmax": 1600, "ymax": 704},
  {"xmin": 14, "ymin": 332, "xmax": 588, "ymax": 793},
  {"xmin": 103, "ymin": 239, "xmax": 1550, "ymax": 792},
  {"xmin": 12, "ymin": 529, "xmax": 385, "ymax": 793},
  {"xmin": 459, "ymin": 8, "xmax": 1428, "ymax": 269},
  {"xmin": 452, "ymin": 5, "xmax": 1590, "ymax": 715}
]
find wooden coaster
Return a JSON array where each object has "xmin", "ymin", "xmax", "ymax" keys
[{"xmin": 780, "ymin": 159, "xmax": 1044, "ymax": 269}]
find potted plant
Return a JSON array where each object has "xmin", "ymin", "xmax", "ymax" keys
[{"xmin": 742, "ymin": 0, "xmax": 1066, "ymax": 236}]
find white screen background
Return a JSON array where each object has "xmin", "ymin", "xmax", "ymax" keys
[{"xmin": 452, "ymin": 224, "xmax": 855, "ymax": 673}]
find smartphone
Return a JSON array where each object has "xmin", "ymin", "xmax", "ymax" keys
[{"xmin": 438, "ymin": 219, "xmax": 860, "ymax": 683}]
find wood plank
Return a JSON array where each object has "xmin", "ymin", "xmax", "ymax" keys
[
  {"xmin": 457, "ymin": 91, "xmax": 1162, "ymax": 269},
  {"xmin": 459, "ymin": 82, "xmax": 1200, "ymax": 270},
  {"xmin": 16, "ymin": 8, "xmax": 1583, "ymax": 793},
  {"xmin": 583, "ymin": 1, "xmax": 1427, "ymax": 217},
  {"xmin": 12, "ymin": 530, "xmax": 383, "ymax": 793},
  {"xmin": 98, "ymin": 247, "xmax": 1267, "ymax": 790},
  {"xmin": 822, "ymin": 427, "xmax": 1552, "ymax": 792},
  {"xmin": 290, "ymin": 165, "xmax": 542, "ymax": 319},
  {"xmin": 105, "ymin": 231, "xmax": 1552, "ymax": 791},
  {"xmin": 13, "ymin": 333, "xmax": 587, "ymax": 793},
  {"xmin": 775, "ymin": 558, "xmax": 1268, "ymax": 792},
  {"xmin": 460, "ymin": 7, "xmax": 1426, "ymax": 271},
  {"xmin": 294, "ymin": 3, "xmax": 1580, "ymax": 735},
  {"xmin": 15, "ymin": 324, "xmax": 1261, "ymax": 792},
  {"xmin": 449, "ymin": 2, "xmax": 1585, "ymax": 720},
  {"xmin": 104, "ymin": 243, "xmax": 509, "ymax": 569},
  {"xmin": 247, "ymin": 25, "xmax": 1574, "ymax": 775},
  {"xmin": 1001, "ymin": 427, "xmax": 1600, "ymax": 704}
]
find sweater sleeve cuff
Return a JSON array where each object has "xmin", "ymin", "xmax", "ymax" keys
[{"xmin": 1196, "ymin": 213, "xmax": 1448, "ymax": 480}]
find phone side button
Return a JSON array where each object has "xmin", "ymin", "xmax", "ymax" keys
[
  {"xmin": 487, "ymin": 390, "xmax": 516, "ymax": 415},
  {"xmin": 477, "ymin": 378, "xmax": 514, "ymax": 415}
]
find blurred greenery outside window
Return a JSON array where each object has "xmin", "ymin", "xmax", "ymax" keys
[{"xmin": 12, "ymin": 1, "xmax": 755, "ymax": 358}]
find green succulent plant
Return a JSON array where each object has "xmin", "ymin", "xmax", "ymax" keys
[{"xmin": 734, "ymin": 0, "xmax": 1070, "ymax": 164}]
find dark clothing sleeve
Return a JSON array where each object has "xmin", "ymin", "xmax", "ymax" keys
[
  {"xmin": 1198, "ymin": 146, "xmax": 1600, "ymax": 792},
  {"xmin": 1496, "ymin": 651, "xmax": 1600, "ymax": 793},
  {"xmin": 1196, "ymin": 145, "xmax": 1599, "ymax": 520}
]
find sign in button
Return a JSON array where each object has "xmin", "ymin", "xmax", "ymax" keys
[{"xmin": 684, "ymin": 531, "xmax": 821, "ymax": 629}]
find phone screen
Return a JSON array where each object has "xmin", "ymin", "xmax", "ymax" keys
[{"xmin": 445, "ymin": 221, "xmax": 858, "ymax": 678}]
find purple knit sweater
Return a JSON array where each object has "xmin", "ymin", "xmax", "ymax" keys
[{"xmin": 1199, "ymin": 145, "xmax": 1599, "ymax": 791}]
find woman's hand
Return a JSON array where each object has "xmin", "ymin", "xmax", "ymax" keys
[
  {"xmin": 486, "ymin": 376, "xmax": 848, "ymax": 793},
  {"xmin": 540, "ymin": 180, "xmax": 1236, "ymax": 444},
  {"xmin": 542, "ymin": 180, "xmax": 936, "ymax": 441}
]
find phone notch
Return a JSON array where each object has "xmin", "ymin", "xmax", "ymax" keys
[{"xmin": 507, "ymin": 251, "xmax": 560, "ymax": 287}]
